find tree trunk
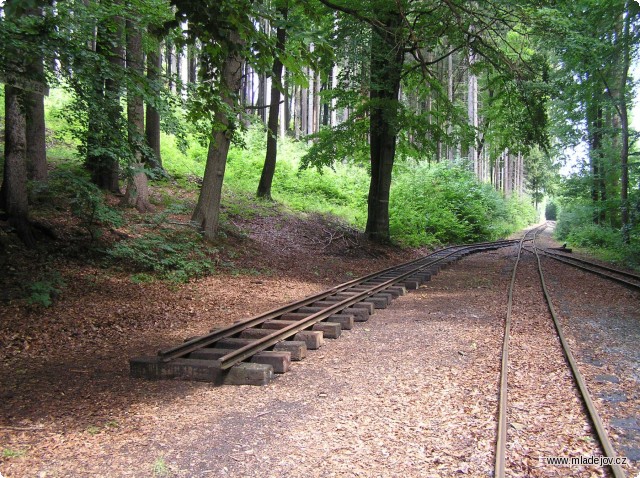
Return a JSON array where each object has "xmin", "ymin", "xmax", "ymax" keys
[
  {"xmin": 284, "ymin": 70, "xmax": 292, "ymax": 135},
  {"xmin": 175, "ymin": 40, "xmax": 183, "ymax": 94},
  {"xmin": 257, "ymin": 7, "xmax": 287, "ymax": 200},
  {"xmin": 587, "ymin": 95, "xmax": 604, "ymax": 224},
  {"xmin": 191, "ymin": 34, "xmax": 244, "ymax": 241},
  {"xmin": 1, "ymin": 87, "xmax": 36, "ymax": 247},
  {"xmin": 25, "ymin": 6, "xmax": 47, "ymax": 182},
  {"xmin": 300, "ymin": 73, "xmax": 308, "ymax": 136},
  {"xmin": 313, "ymin": 69, "xmax": 320, "ymax": 134},
  {"xmin": 330, "ymin": 65, "xmax": 338, "ymax": 127},
  {"xmin": 447, "ymin": 51, "xmax": 455, "ymax": 162},
  {"xmin": 619, "ymin": 0, "xmax": 632, "ymax": 243},
  {"xmin": 365, "ymin": 11, "xmax": 404, "ymax": 243},
  {"xmin": 124, "ymin": 19, "xmax": 153, "ymax": 212},
  {"xmin": 294, "ymin": 84, "xmax": 302, "ymax": 139},
  {"xmin": 187, "ymin": 42, "xmax": 198, "ymax": 85},
  {"xmin": 145, "ymin": 42, "xmax": 162, "ymax": 169},
  {"xmin": 467, "ymin": 59, "xmax": 478, "ymax": 175},
  {"xmin": 86, "ymin": 12, "xmax": 123, "ymax": 193},
  {"xmin": 257, "ymin": 73, "xmax": 266, "ymax": 123},
  {"xmin": 166, "ymin": 40, "xmax": 174, "ymax": 91}
]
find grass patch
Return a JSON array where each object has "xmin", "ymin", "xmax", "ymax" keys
[
  {"xmin": 152, "ymin": 456, "xmax": 173, "ymax": 477},
  {"xmin": 2, "ymin": 448, "xmax": 27, "ymax": 459}
]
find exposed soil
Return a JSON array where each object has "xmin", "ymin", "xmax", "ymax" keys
[{"xmin": 1, "ymin": 215, "xmax": 638, "ymax": 478}]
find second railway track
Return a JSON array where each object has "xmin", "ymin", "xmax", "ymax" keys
[{"xmin": 495, "ymin": 224, "xmax": 628, "ymax": 478}]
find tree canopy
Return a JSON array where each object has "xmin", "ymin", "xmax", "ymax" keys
[{"xmin": 1, "ymin": 0, "xmax": 639, "ymax": 252}]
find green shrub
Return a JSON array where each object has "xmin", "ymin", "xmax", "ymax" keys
[
  {"xmin": 545, "ymin": 201, "xmax": 558, "ymax": 220},
  {"xmin": 26, "ymin": 273, "xmax": 66, "ymax": 307},
  {"xmin": 555, "ymin": 200, "xmax": 640, "ymax": 268},
  {"xmin": 389, "ymin": 162, "xmax": 537, "ymax": 246},
  {"xmin": 40, "ymin": 168, "xmax": 123, "ymax": 241},
  {"xmin": 107, "ymin": 229, "xmax": 216, "ymax": 282}
]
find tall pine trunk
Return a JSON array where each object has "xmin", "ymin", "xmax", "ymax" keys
[
  {"xmin": 87, "ymin": 12, "xmax": 123, "ymax": 193},
  {"xmin": 257, "ymin": 6, "xmax": 287, "ymax": 199},
  {"xmin": 124, "ymin": 19, "xmax": 153, "ymax": 212},
  {"xmin": 25, "ymin": 7, "xmax": 47, "ymax": 182},
  {"xmin": 1, "ymin": 87, "xmax": 36, "ymax": 247},
  {"xmin": 619, "ymin": 0, "xmax": 632, "ymax": 243},
  {"xmin": 145, "ymin": 42, "xmax": 162, "ymax": 169}
]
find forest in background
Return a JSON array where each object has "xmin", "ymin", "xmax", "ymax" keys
[{"xmin": 1, "ymin": 0, "xmax": 639, "ymax": 282}]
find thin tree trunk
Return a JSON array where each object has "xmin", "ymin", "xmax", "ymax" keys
[
  {"xmin": 145, "ymin": 41, "xmax": 162, "ymax": 169},
  {"xmin": 87, "ymin": 12, "xmax": 123, "ymax": 193},
  {"xmin": 191, "ymin": 34, "xmax": 244, "ymax": 241},
  {"xmin": 257, "ymin": 73, "xmax": 266, "ymax": 122},
  {"xmin": 124, "ymin": 19, "xmax": 153, "ymax": 212},
  {"xmin": 300, "ymin": 72, "xmax": 308, "ymax": 136},
  {"xmin": 294, "ymin": 84, "xmax": 301, "ymax": 139},
  {"xmin": 587, "ymin": 97, "xmax": 604, "ymax": 224},
  {"xmin": 284, "ymin": 69, "xmax": 291, "ymax": 135},
  {"xmin": 257, "ymin": 6, "xmax": 287, "ymax": 199},
  {"xmin": 447, "ymin": 51, "xmax": 455, "ymax": 162},
  {"xmin": 313, "ymin": 69, "xmax": 320, "ymax": 134},
  {"xmin": 331, "ymin": 64, "xmax": 337, "ymax": 127},
  {"xmin": 619, "ymin": 0, "xmax": 632, "ymax": 242},
  {"xmin": 175, "ymin": 37, "xmax": 183, "ymax": 94},
  {"xmin": 166, "ymin": 40, "xmax": 173, "ymax": 91},
  {"xmin": 187, "ymin": 42, "xmax": 198, "ymax": 85}
]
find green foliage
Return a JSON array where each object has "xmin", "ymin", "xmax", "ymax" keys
[
  {"xmin": 152, "ymin": 456, "xmax": 172, "ymax": 478},
  {"xmin": 545, "ymin": 201, "xmax": 558, "ymax": 220},
  {"xmin": 46, "ymin": 169, "xmax": 123, "ymax": 241},
  {"xmin": 389, "ymin": 162, "xmax": 538, "ymax": 246},
  {"xmin": 161, "ymin": 125, "xmax": 537, "ymax": 246},
  {"xmin": 107, "ymin": 229, "xmax": 216, "ymax": 283},
  {"xmin": 26, "ymin": 273, "xmax": 66, "ymax": 307},
  {"xmin": 2, "ymin": 448, "xmax": 26, "ymax": 459},
  {"xmin": 555, "ymin": 199, "xmax": 640, "ymax": 268}
]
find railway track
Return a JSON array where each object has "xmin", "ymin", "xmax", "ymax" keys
[
  {"xmin": 495, "ymin": 224, "xmax": 628, "ymax": 478},
  {"xmin": 131, "ymin": 238, "xmax": 518, "ymax": 385},
  {"xmin": 535, "ymin": 247, "xmax": 640, "ymax": 291}
]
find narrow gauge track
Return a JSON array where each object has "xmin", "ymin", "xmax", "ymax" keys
[
  {"xmin": 131, "ymin": 239, "xmax": 518, "ymax": 386},
  {"xmin": 535, "ymin": 247, "xmax": 640, "ymax": 291},
  {"xmin": 495, "ymin": 224, "xmax": 627, "ymax": 478}
]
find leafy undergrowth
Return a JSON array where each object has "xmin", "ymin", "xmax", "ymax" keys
[
  {"xmin": 0, "ymin": 160, "xmax": 408, "ymax": 308},
  {"xmin": 554, "ymin": 201, "xmax": 640, "ymax": 270}
]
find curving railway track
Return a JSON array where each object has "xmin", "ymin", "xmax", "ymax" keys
[
  {"xmin": 131, "ymin": 239, "xmax": 519, "ymax": 385},
  {"xmin": 495, "ymin": 224, "xmax": 629, "ymax": 478},
  {"xmin": 535, "ymin": 246, "xmax": 640, "ymax": 291}
]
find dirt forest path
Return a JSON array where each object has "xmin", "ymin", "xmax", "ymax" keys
[{"xmin": 1, "ymin": 228, "xmax": 638, "ymax": 477}]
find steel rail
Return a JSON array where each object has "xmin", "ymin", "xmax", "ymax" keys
[
  {"xmin": 533, "ymin": 234, "xmax": 627, "ymax": 478},
  {"xmin": 494, "ymin": 225, "xmax": 540, "ymax": 477},
  {"xmin": 157, "ymin": 246, "xmax": 453, "ymax": 361},
  {"xmin": 158, "ymin": 239, "xmax": 518, "ymax": 362},
  {"xmin": 536, "ymin": 249, "xmax": 640, "ymax": 290},
  {"xmin": 215, "ymin": 241, "xmax": 514, "ymax": 370}
]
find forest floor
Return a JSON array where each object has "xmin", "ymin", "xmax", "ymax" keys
[{"xmin": 1, "ymin": 202, "xmax": 639, "ymax": 477}]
